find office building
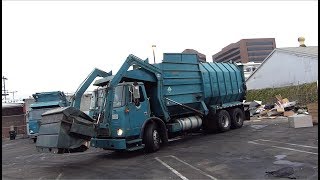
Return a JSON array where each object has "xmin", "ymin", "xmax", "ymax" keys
[{"xmin": 212, "ymin": 38, "xmax": 276, "ymax": 63}]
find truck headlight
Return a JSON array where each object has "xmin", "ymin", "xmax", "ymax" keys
[{"xmin": 117, "ymin": 129, "xmax": 123, "ymax": 136}]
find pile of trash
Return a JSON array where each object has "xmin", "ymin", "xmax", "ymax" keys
[{"xmin": 246, "ymin": 94, "xmax": 309, "ymax": 119}]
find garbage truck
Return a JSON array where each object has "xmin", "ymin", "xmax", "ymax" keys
[
  {"xmin": 36, "ymin": 53, "xmax": 249, "ymax": 153},
  {"xmin": 27, "ymin": 91, "xmax": 69, "ymax": 142}
]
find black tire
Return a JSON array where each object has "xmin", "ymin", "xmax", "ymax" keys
[
  {"xmin": 230, "ymin": 108, "xmax": 244, "ymax": 129},
  {"xmin": 216, "ymin": 110, "xmax": 231, "ymax": 132},
  {"xmin": 143, "ymin": 123, "xmax": 161, "ymax": 153},
  {"xmin": 203, "ymin": 113, "xmax": 219, "ymax": 134},
  {"xmin": 33, "ymin": 138, "xmax": 37, "ymax": 143}
]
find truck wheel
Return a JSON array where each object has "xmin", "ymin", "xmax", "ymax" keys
[
  {"xmin": 143, "ymin": 123, "xmax": 161, "ymax": 153},
  {"xmin": 216, "ymin": 110, "xmax": 231, "ymax": 132},
  {"xmin": 230, "ymin": 108, "xmax": 244, "ymax": 129},
  {"xmin": 33, "ymin": 138, "xmax": 37, "ymax": 143}
]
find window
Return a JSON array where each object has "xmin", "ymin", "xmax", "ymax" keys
[
  {"xmin": 248, "ymin": 51, "xmax": 272, "ymax": 57},
  {"xmin": 221, "ymin": 50, "xmax": 240, "ymax": 61},
  {"xmin": 249, "ymin": 57, "xmax": 265, "ymax": 62},
  {"xmin": 246, "ymin": 41, "xmax": 273, "ymax": 46},
  {"xmin": 138, "ymin": 86, "xmax": 145, "ymax": 102},
  {"xmin": 128, "ymin": 86, "xmax": 145, "ymax": 102},
  {"xmin": 113, "ymin": 86, "xmax": 126, "ymax": 108},
  {"xmin": 90, "ymin": 88, "xmax": 105, "ymax": 110},
  {"xmin": 90, "ymin": 86, "xmax": 126, "ymax": 110},
  {"xmin": 223, "ymin": 55, "xmax": 241, "ymax": 62},
  {"xmin": 215, "ymin": 47, "xmax": 238, "ymax": 60},
  {"xmin": 230, "ymin": 55, "xmax": 241, "ymax": 61},
  {"xmin": 247, "ymin": 46, "xmax": 274, "ymax": 51}
]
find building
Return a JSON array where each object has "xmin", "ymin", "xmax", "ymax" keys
[
  {"xmin": 246, "ymin": 46, "xmax": 318, "ymax": 90},
  {"xmin": 212, "ymin": 38, "xmax": 276, "ymax": 63},
  {"xmin": 2, "ymin": 103, "xmax": 27, "ymax": 138},
  {"xmin": 182, "ymin": 49, "xmax": 206, "ymax": 62}
]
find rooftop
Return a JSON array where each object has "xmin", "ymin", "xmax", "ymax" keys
[
  {"xmin": 2, "ymin": 103, "xmax": 24, "ymax": 109},
  {"xmin": 278, "ymin": 46, "xmax": 318, "ymax": 57}
]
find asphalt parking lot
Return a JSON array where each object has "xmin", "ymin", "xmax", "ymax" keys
[{"xmin": 2, "ymin": 117, "xmax": 318, "ymax": 180}]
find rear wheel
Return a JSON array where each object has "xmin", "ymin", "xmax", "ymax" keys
[
  {"xmin": 230, "ymin": 108, "xmax": 244, "ymax": 129},
  {"xmin": 216, "ymin": 110, "xmax": 231, "ymax": 132},
  {"xmin": 143, "ymin": 123, "xmax": 161, "ymax": 153}
]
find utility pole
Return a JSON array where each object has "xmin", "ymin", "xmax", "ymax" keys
[
  {"xmin": 152, "ymin": 45, "xmax": 156, "ymax": 64},
  {"xmin": 8, "ymin": 91, "xmax": 18, "ymax": 102},
  {"xmin": 2, "ymin": 76, "xmax": 8, "ymax": 102}
]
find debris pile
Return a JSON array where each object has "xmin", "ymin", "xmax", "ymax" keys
[
  {"xmin": 306, "ymin": 102, "xmax": 318, "ymax": 124},
  {"xmin": 247, "ymin": 94, "xmax": 311, "ymax": 119}
]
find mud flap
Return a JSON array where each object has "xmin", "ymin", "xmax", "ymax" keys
[{"xmin": 36, "ymin": 107, "xmax": 96, "ymax": 153}]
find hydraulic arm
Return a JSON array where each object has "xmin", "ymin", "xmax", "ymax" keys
[{"xmin": 70, "ymin": 68, "xmax": 112, "ymax": 109}]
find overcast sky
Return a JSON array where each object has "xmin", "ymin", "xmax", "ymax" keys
[{"xmin": 2, "ymin": 0, "xmax": 318, "ymax": 101}]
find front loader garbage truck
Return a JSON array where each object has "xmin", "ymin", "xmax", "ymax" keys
[{"xmin": 36, "ymin": 53, "xmax": 249, "ymax": 153}]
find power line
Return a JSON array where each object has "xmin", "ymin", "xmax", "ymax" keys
[{"xmin": 7, "ymin": 91, "xmax": 18, "ymax": 102}]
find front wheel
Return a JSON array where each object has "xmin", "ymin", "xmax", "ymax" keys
[{"xmin": 143, "ymin": 123, "xmax": 161, "ymax": 153}]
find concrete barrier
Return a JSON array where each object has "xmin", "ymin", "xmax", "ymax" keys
[{"xmin": 288, "ymin": 114, "xmax": 313, "ymax": 128}]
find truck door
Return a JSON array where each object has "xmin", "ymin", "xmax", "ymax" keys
[{"xmin": 128, "ymin": 85, "xmax": 150, "ymax": 136}]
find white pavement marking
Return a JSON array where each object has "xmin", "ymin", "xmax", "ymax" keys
[
  {"xmin": 168, "ymin": 155, "xmax": 218, "ymax": 180},
  {"xmin": 248, "ymin": 141, "xmax": 318, "ymax": 155},
  {"xmin": 15, "ymin": 154, "xmax": 35, "ymax": 159},
  {"xmin": 155, "ymin": 157, "xmax": 189, "ymax": 180},
  {"xmin": 63, "ymin": 151, "xmax": 98, "ymax": 157},
  {"xmin": 2, "ymin": 142, "xmax": 20, "ymax": 148},
  {"xmin": 55, "ymin": 173, "xmax": 62, "ymax": 180},
  {"xmin": 168, "ymin": 137, "xmax": 183, "ymax": 142},
  {"xmin": 255, "ymin": 139, "xmax": 318, "ymax": 149}
]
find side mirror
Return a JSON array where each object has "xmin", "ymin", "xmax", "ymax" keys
[{"xmin": 132, "ymin": 85, "xmax": 140, "ymax": 99}]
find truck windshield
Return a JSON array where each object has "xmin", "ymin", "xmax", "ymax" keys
[
  {"xmin": 28, "ymin": 107, "xmax": 59, "ymax": 120},
  {"xmin": 113, "ymin": 86, "xmax": 126, "ymax": 108},
  {"xmin": 90, "ymin": 85, "xmax": 125, "ymax": 110}
]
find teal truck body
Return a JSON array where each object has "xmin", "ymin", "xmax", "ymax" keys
[{"xmin": 36, "ymin": 53, "xmax": 248, "ymax": 153}]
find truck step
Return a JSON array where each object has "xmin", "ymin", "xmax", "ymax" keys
[
  {"xmin": 127, "ymin": 145, "xmax": 145, "ymax": 151},
  {"xmin": 126, "ymin": 138, "xmax": 142, "ymax": 144}
]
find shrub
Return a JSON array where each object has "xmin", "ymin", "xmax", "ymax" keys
[{"xmin": 246, "ymin": 82, "xmax": 318, "ymax": 105}]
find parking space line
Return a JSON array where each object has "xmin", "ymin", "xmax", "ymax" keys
[
  {"xmin": 248, "ymin": 141, "xmax": 318, "ymax": 155},
  {"xmin": 55, "ymin": 173, "xmax": 62, "ymax": 180},
  {"xmin": 155, "ymin": 157, "xmax": 189, "ymax": 180},
  {"xmin": 255, "ymin": 139, "xmax": 318, "ymax": 149},
  {"xmin": 168, "ymin": 137, "xmax": 183, "ymax": 142},
  {"xmin": 168, "ymin": 155, "xmax": 217, "ymax": 180}
]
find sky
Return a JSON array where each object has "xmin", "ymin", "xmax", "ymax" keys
[{"xmin": 2, "ymin": 0, "xmax": 318, "ymax": 101}]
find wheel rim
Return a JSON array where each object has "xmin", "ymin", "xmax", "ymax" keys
[
  {"xmin": 221, "ymin": 115, "xmax": 229, "ymax": 128},
  {"xmin": 153, "ymin": 130, "xmax": 160, "ymax": 146},
  {"xmin": 236, "ymin": 113, "xmax": 242, "ymax": 124}
]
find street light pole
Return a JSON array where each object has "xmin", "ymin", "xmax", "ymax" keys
[{"xmin": 152, "ymin": 45, "xmax": 156, "ymax": 64}]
